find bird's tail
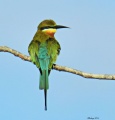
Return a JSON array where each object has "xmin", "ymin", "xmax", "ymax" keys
[
  {"xmin": 39, "ymin": 57, "xmax": 49, "ymax": 111},
  {"xmin": 39, "ymin": 69, "xmax": 49, "ymax": 111},
  {"xmin": 39, "ymin": 70, "xmax": 49, "ymax": 90}
]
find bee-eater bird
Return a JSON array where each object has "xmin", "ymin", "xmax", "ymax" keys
[{"xmin": 28, "ymin": 19, "xmax": 69, "ymax": 110}]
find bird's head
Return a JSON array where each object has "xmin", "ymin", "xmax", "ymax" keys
[{"xmin": 38, "ymin": 19, "xmax": 69, "ymax": 37}]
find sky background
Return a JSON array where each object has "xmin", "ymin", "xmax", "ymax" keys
[{"xmin": 0, "ymin": 0, "xmax": 115, "ymax": 120}]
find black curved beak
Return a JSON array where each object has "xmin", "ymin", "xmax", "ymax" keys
[{"xmin": 54, "ymin": 25, "xmax": 69, "ymax": 29}]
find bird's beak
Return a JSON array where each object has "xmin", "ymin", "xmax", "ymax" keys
[{"xmin": 54, "ymin": 25, "xmax": 69, "ymax": 29}]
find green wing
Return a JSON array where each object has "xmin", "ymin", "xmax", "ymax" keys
[
  {"xmin": 28, "ymin": 40, "xmax": 40, "ymax": 68},
  {"xmin": 28, "ymin": 38, "xmax": 61, "ymax": 69},
  {"xmin": 47, "ymin": 38, "xmax": 61, "ymax": 69}
]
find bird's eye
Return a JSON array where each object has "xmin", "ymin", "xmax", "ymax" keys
[{"xmin": 41, "ymin": 26, "xmax": 50, "ymax": 30}]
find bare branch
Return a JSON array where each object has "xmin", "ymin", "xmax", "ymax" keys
[
  {"xmin": 53, "ymin": 65, "xmax": 115, "ymax": 80},
  {"xmin": 0, "ymin": 46, "xmax": 31, "ymax": 62},
  {"xmin": 0, "ymin": 46, "xmax": 115, "ymax": 80}
]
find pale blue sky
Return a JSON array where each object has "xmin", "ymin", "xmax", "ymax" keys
[{"xmin": 0, "ymin": 0, "xmax": 115, "ymax": 120}]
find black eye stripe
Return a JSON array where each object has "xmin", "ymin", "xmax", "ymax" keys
[
  {"xmin": 40, "ymin": 26, "xmax": 55, "ymax": 30},
  {"xmin": 41, "ymin": 26, "xmax": 49, "ymax": 30}
]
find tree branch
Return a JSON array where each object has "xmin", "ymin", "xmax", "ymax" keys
[
  {"xmin": 0, "ymin": 46, "xmax": 115, "ymax": 80},
  {"xmin": 0, "ymin": 46, "xmax": 30, "ymax": 62}
]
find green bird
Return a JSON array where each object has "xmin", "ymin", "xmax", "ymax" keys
[{"xmin": 28, "ymin": 19, "xmax": 69, "ymax": 110}]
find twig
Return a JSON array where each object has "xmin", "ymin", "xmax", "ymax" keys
[
  {"xmin": 0, "ymin": 46, "xmax": 30, "ymax": 61},
  {"xmin": 0, "ymin": 46, "xmax": 115, "ymax": 80}
]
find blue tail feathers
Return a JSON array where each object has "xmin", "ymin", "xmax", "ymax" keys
[{"xmin": 39, "ymin": 69, "xmax": 49, "ymax": 89}]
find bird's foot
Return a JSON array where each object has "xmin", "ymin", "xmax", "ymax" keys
[{"xmin": 52, "ymin": 64, "xmax": 56, "ymax": 69}]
